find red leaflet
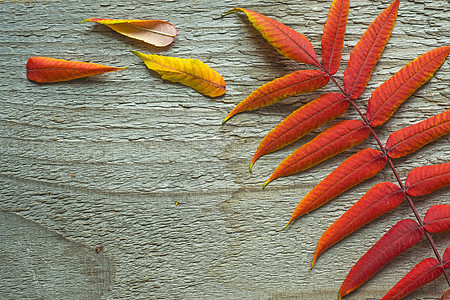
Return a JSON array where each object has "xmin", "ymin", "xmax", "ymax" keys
[
  {"xmin": 250, "ymin": 93, "xmax": 349, "ymax": 171},
  {"xmin": 26, "ymin": 56, "xmax": 126, "ymax": 83},
  {"xmin": 386, "ymin": 110, "xmax": 450, "ymax": 159},
  {"xmin": 222, "ymin": 70, "xmax": 329, "ymax": 123},
  {"xmin": 223, "ymin": 8, "xmax": 321, "ymax": 67},
  {"xmin": 321, "ymin": 0, "xmax": 350, "ymax": 75},
  {"xmin": 405, "ymin": 162, "xmax": 450, "ymax": 197},
  {"xmin": 343, "ymin": 0, "xmax": 400, "ymax": 99},
  {"xmin": 264, "ymin": 120, "xmax": 370, "ymax": 187},
  {"xmin": 423, "ymin": 205, "xmax": 450, "ymax": 233},
  {"xmin": 339, "ymin": 219, "xmax": 424, "ymax": 299},
  {"xmin": 312, "ymin": 182, "xmax": 404, "ymax": 268},
  {"xmin": 367, "ymin": 46, "xmax": 450, "ymax": 127},
  {"xmin": 380, "ymin": 257, "xmax": 443, "ymax": 300},
  {"xmin": 444, "ymin": 247, "xmax": 450, "ymax": 269},
  {"xmin": 285, "ymin": 148, "xmax": 387, "ymax": 227}
]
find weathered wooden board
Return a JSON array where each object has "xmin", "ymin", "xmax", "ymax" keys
[{"xmin": 0, "ymin": 0, "xmax": 449, "ymax": 299}]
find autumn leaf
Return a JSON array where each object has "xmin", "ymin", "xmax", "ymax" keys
[
  {"xmin": 339, "ymin": 219, "xmax": 424, "ymax": 299},
  {"xmin": 423, "ymin": 205, "xmax": 450, "ymax": 233},
  {"xmin": 285, "ymin": 148, "xmax": 387, "ymax": 227},
  {"xmin": 131, "ymin": 51, "xmax": 226, "ymax": 97},
  {"xmin": 405, "ymin": 162, "xmax": 450, "ymax": 197},
  {"xmin": 82, "ymin": 18, "xmax": 177, "ymax": 47},
  {"xmin": 222, "ymin": 70, "xmax": 329, "ymax": 123},
  {"xmin": 321, "ymin": 0, "xmax": 350, "ymax": 75},
  {"xmin": 250, "ymin": 93, "xmax": 349, "ymax": 171},
  {"xmin": 380, "ymin": 257, "xmax": 444, "ymax": 300},
  {"xmin": 223, "ymin": 8, "xmax": 321, "ymax": 67},
  {"xmin": 264, "ymin": 120, "xmax": 370, "ymax": 187},
  {"xmin": 367, "ymin": 46, "xmax": 450, "ymax": 127},
  {"xmin": 343, "ymin": 0, "xmax": 399, "ymax": 99},
  {"xmin": 386, "ymin": 110, "xmax": 450, "ymax": 159},
  {"xmin": 312, "ymin": 182, "xmax": 404, "ymax": 268},
  {"xmin": 26, "ymin": 56, "xmax": 127, "ymax": 83},
  {"xmin": 442, "ymin": 289, "xmax": 450, "ymax": 300}
]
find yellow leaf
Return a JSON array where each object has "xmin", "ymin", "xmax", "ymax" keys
[{"xmin": 131, "ymin": 51, "xmax": 226, "ymax": 97}]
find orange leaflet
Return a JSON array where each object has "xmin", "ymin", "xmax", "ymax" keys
[
  {"xmin": 321, "ymin": 0, "xmax": 350, "ymax": 75},
  {"xmin": 82, "ymin": 18, "xmax": 177, "ymax": 47},
  {"xmin": 343, "ymin": 0, "xmax": 399, "ymax": 99},
  {"xmin": 405, "ymin": 162, "xmax": 450, "ymax": 197},
  {"xmin": 264, "ymin": 120, "xmax": 370, "ymax": 187},
  {"xmin": 223, "ymin": 8, "xmax": 321, "ymax": 68},
  {"xmin": 367, "ymin": 46, "xmax": 450, "ymax": 127},
  {"xmin": 131, "ymin": 51, "xmax": 226, "ymax": 97},
  {"xmin": 222, "ymin": 70, "xmax": 329, "ymax": 123},
  {"xmin": 312, "ymin": 182, "xmax": 404, "ymax": 268},
  {"xmin": 380, "ymin": 257, "xmax": 443, "ymax": 300},
  {"xmin": 444, "ymin": 247, "xmax": 450, "ymax": 269},
  {"xmin": 26, "ymin": 56, "xmax": 126, "ymax": 83},
  {"xmin": 423, "ymin": 205, "xmax": 450, "ymax": 233},
  {"xmin": 250, "ymin": 93, "xmax": 349, "ymax": 171},
  {"xmin": 284, "ymin": 148, "xmax": 387, "ymax": 227},
  {"xmin": 339, "ymin": 219, "xmax": 424, "ymax": 300},
  {"xmin": 386, "ymin": 110, "xmax": 450, "ymax": 158}
]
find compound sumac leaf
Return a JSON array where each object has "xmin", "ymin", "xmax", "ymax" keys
[
  {"xmin": 423, "ymin": 205, "xmax": 450, "ymax": 233},
  {"xmin": 380, "ymin": 257, "xmax": 443, "ymax": 300},
  {"xmin": 367, "ymin": 46, "xmax": 450, "ymax": 127},
  {"xmin": 131, "ymin": 51, "xmax": 226, "ymax": 97},
  {"xmin": 405, "ymin": 162, "xmax": 450, "ymax": 197},
  {"xmin": 223, "ymin": 70, "xmax": 329, "ymax": 123},
  {"xmin": 321, "ymin": 0, "xmax": 350, "ymax": 75},
  {"xmin": 26, "ymin": 56, "xmax": 126, "ymax": 83},
  {"xmin": 312, "ymin": 182, "xmax": 404, "ymax": 268},
  {"xmin": 250, "ymin": 93, "xmax": 349, "ymax": 171},
  {"xmin": 339, "ymin": 219, "xmax": 424, "ymax": 299},
  {"xmin": 386, "ymin": 110, "xmax": 450, "ymax": 159},
  {"xmin": 264, "ymin": 120, "xmax": 370, "ymax": 187},
  {"xmin": 223, "ymin": 8, "xmax": 321, "ymax": 67},
  {"xmin": 285, "ymin": 148, "xmax": 387, "ymax": 227},
  {"xmin": 343, "ymin": 0, "xmax": 399, "ymax": 99},
  {"xmin": 82, "ymin": 18, "xmax": 177, "ymax": 47}
]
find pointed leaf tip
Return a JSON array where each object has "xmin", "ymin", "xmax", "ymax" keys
[
  {"xmin": 343, "ymin": 0, "xmax": 400, "ymax": 99},
  {"xmin": 250, "ymin": 93, "xmax": 349, "ymax": 169},
  {"xmin": 226, "ymin": 8, "xmax": 321, "ymax": 67},
  {"xmin": 26, "ymin": 56, "xmax": 126, "ymax": 83},
  {"xmin": 339, "ymin": 219, "xmax": 424, "ymax": 299},
  {"xmin": 83, "ymin": 18, "xmax": 177, "ymax": 47},
  {"xmin": 132, "ymin": 51, "xmax": 226, "ymax": 97},
  {"xmin": 224, "ymin": 70, "xmax": 328, "ymax": 122}
]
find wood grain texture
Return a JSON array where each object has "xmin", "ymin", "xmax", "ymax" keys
[{"xmin": 0, "ymin": 0, "xmax": 449, "ymax": 299}]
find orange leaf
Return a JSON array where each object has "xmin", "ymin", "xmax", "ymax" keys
[
  {"xmin": 339, "ymin": 219, "xmax": 424, "ymax": 299},
  {"xmin": 26, "ymin": 56, "xmax": 127, "ymax": 83},
  {"xmin": 380, "ymin": 257, "xmax": 443, "ymax": 300},
  {"xmin": 321, "ymin": 0, "xmax": 350, "ymax": 75},
  {"xmin": 312, "ymin": 182, "xmax": 404, "ymax": 268},
  {"xmin": 82, "ymin": 18, "xmax": 177, "ymax": 47},
  {"xmin": 442, "ymin": 289, "xmax": 450, "ymax": 300},
  {"xmin": 405, "ymin": 162, "xmax": 450, "ymax": 197},
  {"xmin": 423, "ymin": 205, "xmax": 450, "ymax": 233},
  {"xmin": 131, "ymin": 51, "xmax": 226, "ymax": 97},
  {"xmin": 386, "ymin": 110, "xmax": 450, "ymax": 159},
  {"xmin": 367, "ymin": 46, "xmax": 450, "ymax": 127},
  {"xmin": 223, "ymin": 70, "xmax": 329, "ymax": 123},
  {"xmin": 223, "ymin": 8, "xmax": 321, "ymax": 67},
  {"xmin": 343, "ymin": 0, "xmax": 399, "ymax": 99},
  {"xmin": 264, "ymin": 120, "xmax": 370, "ymax": 187},
  {"xmin": 285, "ymin": 148, "xmax": 387, "ymax": 227},
  {"xmin": 250, "ymin": 93, "xmax": 349, "ymax": 171}
]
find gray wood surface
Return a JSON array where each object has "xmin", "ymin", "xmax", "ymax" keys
[{"xmin": 1, "ymin": 0, "xmax": 449, "ymax": 299}]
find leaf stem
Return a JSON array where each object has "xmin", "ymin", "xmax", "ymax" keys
[{"xmin": 328, "ymin": 72, "xmax": 450, "ymax": 286}]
